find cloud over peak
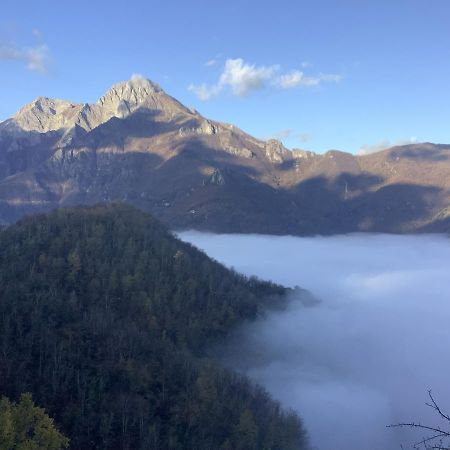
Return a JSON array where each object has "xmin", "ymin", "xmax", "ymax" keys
[{"xmin": 189, "ymin": 58, "xmax": 341, "ymax": 100}]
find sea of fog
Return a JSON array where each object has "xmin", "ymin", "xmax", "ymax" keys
[{"xmin": 179, "ymin": 232, "xmax": 450, "ymax": 450}]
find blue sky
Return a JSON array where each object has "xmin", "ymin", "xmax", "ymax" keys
[{"xmin": 1, "ymin": 0, "xmax": 450, "ymax": 154}]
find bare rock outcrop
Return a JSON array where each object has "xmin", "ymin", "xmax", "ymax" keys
[{"xmin": 264, "ymin": 139, "xmax": 290, "ymax": 163}]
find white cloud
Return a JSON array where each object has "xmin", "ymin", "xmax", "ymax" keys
[
  {"xmin": 358, "ymin": 137, "xmax": 419, "ymax": 155},
  {"xmin": 320, "ymin": 73, "xmax": 342, "ymax": 83},
  {"xmin": 219, "ymin": 58, "xmax": 278, "ymax": 96},
  {"xmin": 272, "ymin": 128, "xmax": 295, "ymax": 140},
  {"xmin": 130, "ymin": 73, "xmax": 153, "ymax": 87},
  {"xmin": 24, "ymin": 45, "xmax": 50, "ymax": 74},
  {"xmin": 271, "ymin": 129, "xmax": 312, "ymax": 144},
  {"xmin": 32, "ymin": 29, "xmax": 43, "ymax": 40},
  {"xmin": 190, "ymin": 58, "xmax": 278, "ymax": 100},
  {"xmin": 0, "ymin": 30, "xmax": 51, "ymax": 74},
  {"xmin": 276, "ymin": 70, "xmax": 309, "ymax": 88},
  {"xmin": 276, "ymin": 70, "xmax": 341, "ymax": 89},
  {"xmin": 190, "ymin": 57, "xmax": 341, "ymax": 100},
  {"xmin": 205, "ymin": 59, "xmax": 217, "ymax": 67},
  {"xmin": 131, "ymin": 73, "xmax": 145, "ymax": 81},
  {"xmin": 298, "ymin": 132, "xmax": 311, "ymax": 143},
  {"xmin": 188, "ymin": 82, "xmax": 222, "ymax": 101},
  {"xmin": 0, "ymin": 46, "xmax": 22, "ymax": 60}
]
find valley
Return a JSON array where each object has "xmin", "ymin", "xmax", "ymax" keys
[{"xmin": 180, "ymin": 231, "xmax": 450, "ymax": 450}]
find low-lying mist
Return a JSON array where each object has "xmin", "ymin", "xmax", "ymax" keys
[{"xmin": 179, "ymin": 232, "xmax": 450, "ymax": 450}]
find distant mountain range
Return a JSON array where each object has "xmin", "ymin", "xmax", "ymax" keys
[{"xmin": 1, "ymin": 76, "xmax": 450, "ymax": 234}]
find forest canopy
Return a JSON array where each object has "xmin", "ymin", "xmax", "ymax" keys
[
  {"xmin": 0, "ymin": 204, "xmax": 308, "ymax": 449},
  {"xmin": 0, "ymin": 393, "xmax": 69, "ymax": 450}
]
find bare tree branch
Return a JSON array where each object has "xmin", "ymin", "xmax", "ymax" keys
[
  {"xmin": 426, "ymin": 391, "xmax": 450, "ymax": 423},
  {"xmin": 387, "ymin": 423, "xmax": 450, "ymax": 436},
  {"xmin": 388, "ymin": 391, "xmax": 450, "ymax": 450}
]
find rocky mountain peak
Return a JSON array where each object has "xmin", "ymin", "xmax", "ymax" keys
[
  {"xmin": 10, "ymin": 97, "xmax": 78, "ymax": 133},
  {"xmin": 1, "ymin": 75, "xmax": 183, "ymax": 137},
  {"xmin": 97, "ymin": 75, "xmax": 162, "ymax": 109},
  {"xmin": 94, "ymin": 74, "xmax": 192, "ymax": 121}
]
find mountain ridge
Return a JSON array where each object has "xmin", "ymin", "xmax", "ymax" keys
[{"xmin": 1, "ymin": 76, "xmax": 450, "ymax": 234}]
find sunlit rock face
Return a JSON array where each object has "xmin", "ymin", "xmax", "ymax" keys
[{"xmin": 1, "ymin": 76, "xmax": 450, "ymax": 234}]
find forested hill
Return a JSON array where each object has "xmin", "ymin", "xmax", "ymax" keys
[{"xmin": 0, "ymin": 204, "xmax": 308, "ymax": 450}]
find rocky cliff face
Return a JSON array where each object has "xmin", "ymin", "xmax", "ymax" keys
[
  {"xmin": 9, "ymin": 97, "xmax": 81, "ymax": 133},
  {"xmin": 1, "ymin": 77, "xmax": 450, "ymax": 234},
  {"xmin": 1, "ymin": 76, "xmax": 193, "ymax": 136}
]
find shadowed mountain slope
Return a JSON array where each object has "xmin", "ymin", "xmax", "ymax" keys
[{"xmin": 1, "ymin": 77, "xmax": 449, "ymax": 234}]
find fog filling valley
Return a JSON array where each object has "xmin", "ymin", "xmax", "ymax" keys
[{"xmin": 179, "ymin": 232, "xmax": 450, "ymax": 450}]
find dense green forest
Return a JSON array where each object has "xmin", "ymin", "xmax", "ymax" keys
[
  {"xmin": 0, "ymin": 204, "xmax": 308, "ymax": 449},
  {"xmin": 0, "ymin": 393, "xmax": 69, "ymax": 449}
]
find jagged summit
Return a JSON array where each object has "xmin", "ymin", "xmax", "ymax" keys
[
  {"xmin": 97, "ymin": 75, "xmax": 163, "ymax": 107},
  {"xmin": 1, "ymin": 75, "xmax": 193, "ymax": 135},
  {"xmin": 10, "ymin": 97, "xmax": 80, "ymax": 133},
  {"xmin": 95, "ymin": 74, "xmax": 191, "ymax": 121},
  {"xmin": 96, "ymin": 75, "xmax": 163, "ymax": 118}
]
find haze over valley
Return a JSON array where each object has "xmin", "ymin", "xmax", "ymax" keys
[{"xmin": 180, "ymin": 231, "xmax": 450, "ymax": 450}]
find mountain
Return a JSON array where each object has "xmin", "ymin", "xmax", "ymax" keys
[
  {"xmin": 1, "ymin": 75, "xmax": 450, "ymax": 234},
  {"xmin": 0, "ymin": 203, "xmax": 308, "ymax": 450}
]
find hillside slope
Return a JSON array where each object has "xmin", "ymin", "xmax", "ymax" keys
[
  {"xmin": 0, "ymin": 204, "xmax": 308, "ymax": 450},
  {"xmin": 1, "ymin": 77, "xmax": 449, "ymax": 234}
]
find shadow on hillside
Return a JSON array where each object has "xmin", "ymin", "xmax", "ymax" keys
[
  {"xmin": 0, "ymin": 130, "xmax": 61, "ymax": 179},
  {"xmin": 0, "ymin": 122, "xmax": 449, "ymax": 235},
  {"xmin": 389, "ymin": 145, "xmax": 450, "ymax": 162},
  {"xmin": 78, "ymin": 108, "xmax": 201, "ymax": 148},
  {"xmin": 289, "ymin": 173, "xmax": 443, "ymax": 234},
  {"xmin": 128, "ymin": 137, "xmax": 304, "ymax": 234}
]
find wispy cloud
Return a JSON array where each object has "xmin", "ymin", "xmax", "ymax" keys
[
  {"xmin": 271, "ymin": 129, "xmax": 312, "ymax": 144},
  {"xmin": 358, "ymin": 137, "xmax": 418, "ymax": 155},
  {"xmin": 0, "ymin": 30, "xmax": 51, "ymax": 74},
  {"xmin": 272, "ymin": 128, "xmax": 295, "ymax": 140},
  {"xmin": 190, "ymin": 58, "xmax": 341, "ymax": 100},
  {"xmin": 188, "ymin": 83, "xmax": 222, "ymax": 101},
  {"xmin": 298, "ymin": 132, "xmax": 312, "ymax": 143},
  {"xmin": 275, "ymin": 70, "xmax": 341, "ymax": 89},
  {"xmin": 32, "ymin": 28, "xmax": 43, "ymax": 39},
  {"xmin": 205, "ymin": 59, "xmax": 217, "ymax": 67}
]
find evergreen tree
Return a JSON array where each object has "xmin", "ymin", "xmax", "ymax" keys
[{"xmin": 0, "ymin": 394, "xmax": 68, "ymax": 450}]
